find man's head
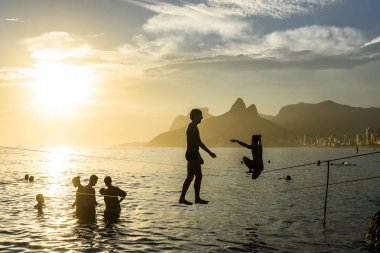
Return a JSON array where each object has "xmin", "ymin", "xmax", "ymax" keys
[
  {"xmin": 104, "ymin": 176, "xmax": 112, "ymax": 187},
  {"xmin": 89, "ymin": 175, "xmax": 98, "ymax": 186},
  {"xmin": 72, "ymin": 176, "xmax": 81, "ymax": 187},
  {"xmin": 190, "ymin": 109, "xmax": 203, "ymax": 124},
  {"xmin": 36, "ymin": 194, "xmax": 45, "ymax": 204}
]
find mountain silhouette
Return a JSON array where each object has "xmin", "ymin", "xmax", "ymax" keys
[
  {"xmin": 272, "ymin": 100, "xmax": 380, "ymax": 136},
  {"xmin": 146, "ymin": 98, "xmax": 294, "ymax": 147}
]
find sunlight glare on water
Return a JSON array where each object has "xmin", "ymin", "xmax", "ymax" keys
[{"xmin": 44, "ymin": 146, "xmax": 73, "ymax": 198}]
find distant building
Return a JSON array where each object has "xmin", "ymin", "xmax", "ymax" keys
[
  {"xmin": 355, "ymin": 134, "xmax": 360, "ymax": 146},
  {"xmin": 365, "ymin": 128, "xmax": 370, "ymax": 145},
  {"xmin": 370, "ymin": 133, "xmax": 375, "ymax": 145}
]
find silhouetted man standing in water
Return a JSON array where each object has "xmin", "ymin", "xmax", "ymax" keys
[
  {"xmin": 83, "ymin": 175, "xmax": 98, "ymax": 221},
  {"xmin": 179, "ymin": 109, "xmax": 216, "ymax": 205},
  {"xmin": 72, "ymin": 176, "xmax": 85, "ymax": 219},
  {"xmin": 99, "ymin": 176, "xmax": 126, "ymax": 223}
]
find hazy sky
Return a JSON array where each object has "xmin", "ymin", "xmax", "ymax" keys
[{"xmin": 1, "ymin": 0, "xmax": 380, "ymax": 146}]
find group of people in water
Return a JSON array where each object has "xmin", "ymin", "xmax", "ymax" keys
[
  {"xmin": 179, "ymin": 108, "xmax": 264, "ymax": 205},
  {"xmin": 72, "ymin": 175, "xmax": 127, "ymax": 223},
  {"xmin": 33, "ymin": 174, "xmax": 126, "ymax": 223}
]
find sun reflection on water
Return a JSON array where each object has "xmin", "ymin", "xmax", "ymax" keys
[
  {"xmin": 43, "ymin": 146, "xmax": 74, "ymax": 197},
  {"xmin": 46, "ymin": 146, "xmax": 72, "ymax": 176}
]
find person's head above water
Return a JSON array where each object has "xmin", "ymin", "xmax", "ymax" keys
[
  {"xmin": 36, "ymin": 194, "xmax": 44, "ymax": 204},
  {"xmin": 190, "ymin": 109, "xmax": 203, "ymax": 123},
  {"xmin": 104, "ymin": 176, "xmax": 112, "ymax": 187},
  {"xmin": 29, "ymin": 176, "xmax": 34, "ymax": 182},
  {"xmin": 251, "ymin": 134, "xmax": 262, "ymax": 146},
  {"xmin": 25, "ymin": 174, "xmax": 29, "ymax": 180},
  {"xmin": 89, "ymin": 174, "xmax": 98, "ymax": 186},
  {"xmin": 72, "ymin": 176, "xmax": 81, "ymax": 187}
]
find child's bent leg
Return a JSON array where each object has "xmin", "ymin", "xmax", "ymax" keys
[{"xmin": 243, "ymin": 156, "xmax": 254, "ymax": 173}]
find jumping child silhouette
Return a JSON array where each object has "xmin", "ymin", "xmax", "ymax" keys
[{"xmin": 230, "ymin": 134, "xmax": 263, "ymax": 179}]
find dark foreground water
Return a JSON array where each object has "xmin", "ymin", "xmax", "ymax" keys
[{"xmin": 0, "ymin": 147, "xmax": 379, "ymax": 252}]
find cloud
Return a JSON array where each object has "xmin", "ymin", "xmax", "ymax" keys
[
  {"xmin": 3, "ymin": 23, "xmax": 379, "ymax": 90},
  {"xmin": 117, "ymin": 1, "xmax": 378, "ymax": 71},
  {"xmin": 0, "ymin": 18, "xmax": 29, "ymax": 22},
  {"xmin": 20, "ymin": 32, "xmax": 93, "ymax": 61},
  {"xmin": 125, "ymin": 25, "xmax": 373, "ymax": 69},
  {"xmin": 215, "ymin": 25, "xmax": 366, "ymax": 58},
  {"xmin": 207, "ymin": 0, "xmax": 341, "ymax": 18},
  {"xmin": 363, "ymin": 36, "xmax": 380, "ymax": 48},
  {"xmin": 136, "ymin": 25, "xmax": 380, "ymax": 72},
  {"xmin": 129, "ymin": 0, "xmax": 341, "ymax": 39},
  {"xmin": 1, "ymin": 31, "xmax": 161, "ymax": 88},
  {"xmin": 0, "ymin": 67, "xmax": 33, "ymax": 86},
  {"xmin": 142, "ymin": 3, "xmax": 250, "ymax": 38},
  {"xmin": 130, "ymin": 0, "xmax": 341, "ymax": 19}
]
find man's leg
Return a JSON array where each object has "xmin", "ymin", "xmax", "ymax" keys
[
  {"xmin": 179, "ymin": 162, "xmax": 195, "ymax": 205},
  {"xmin": 194, "ymin": 162, "xmax": 208, "ymax": 204}
]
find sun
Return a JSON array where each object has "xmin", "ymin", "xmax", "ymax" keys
[{"xmin": 31, "ymin": 61, "xmax": 96, "ymax": 117}]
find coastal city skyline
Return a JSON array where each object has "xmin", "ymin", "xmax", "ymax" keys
[{"xmin": 299, "ymin": 127, "xmax": 380, "ymax": 147}]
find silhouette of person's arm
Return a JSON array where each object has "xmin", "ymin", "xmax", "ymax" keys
[
  {"xmin": 90, "ymin": 188, "xmax": 98, "ymax": 206},
  {"xmin": 230, "ymin": 139, "xmax": 253, "ymax": 149},
  {"xmin": 117, "ymin": 188, "xmax": 127, "ymax": 203},
  {"xmin": 200, "ymin": 142, "xmax": 216, "ymax": 158}
]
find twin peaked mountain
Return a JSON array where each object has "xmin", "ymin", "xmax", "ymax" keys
[{"xmin": 146, "ymin": 98, "xmax": 380, "ymax": 147}]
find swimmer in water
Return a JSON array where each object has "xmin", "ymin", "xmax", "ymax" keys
[{"xmin": 34, "ymin": 194, "xmax": 45, "ymax": 211}]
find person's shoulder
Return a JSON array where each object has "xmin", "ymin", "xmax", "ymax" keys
[
  {"xmin": 115, "ymin": 186, "xmax": 127, "ymax": 196},
  {"xmin": 115, "ymin": 186, "xmax": 125, "ymax": 192},
  {"xmin": 111, "ymin": 185, "xmax": 124, "ymax": 192},
  {"xmin": 84, "ymin": 184, "xmax": 94, "ymax": 192},
  {"xmin": 110, "ymin": 185, "xmax": 125, "ymax": 193}
]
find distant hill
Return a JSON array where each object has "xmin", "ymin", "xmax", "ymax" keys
[
  {"xmin": 259, "ymin": 114, "xmax": 275, "ymax": 121},
  {"xmin": 114, "ymin": 142, "xmax": 147, "ymax": 147},
  {"xmin": 272, "ymin": 100, "xmax": 380, "ymax": 136},
  {"xmin": 146, "ymin": 98, "xmax": 295, "ymax": 147}
]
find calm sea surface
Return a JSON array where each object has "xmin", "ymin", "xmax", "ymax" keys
[{"xmin": 0, "ymin": 147, "xmax": 379, "ymax": 252}]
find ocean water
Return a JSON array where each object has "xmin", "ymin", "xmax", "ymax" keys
[{"xmin": 0, "ymin": 147, "xmax": 379, "ymax": 252}]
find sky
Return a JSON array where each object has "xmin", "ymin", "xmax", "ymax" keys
[{"xmin": 1, "ymin": 0, "xmax": 380, "ymax": 146}]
